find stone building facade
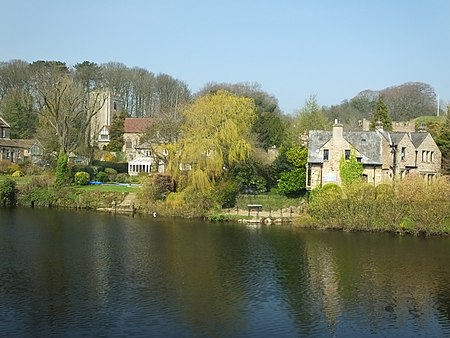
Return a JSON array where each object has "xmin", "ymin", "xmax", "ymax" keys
[{"xmin": 306, "ymin": 122, "xmax": 441, "ymax": 190}]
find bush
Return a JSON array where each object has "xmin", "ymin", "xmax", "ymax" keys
[
  {"xmin": 11, "ymin": 170, "xmax": 23, "ymax": 177},
  {"xmin": 95, "ymin": 171, "xmax": 109, "ymax": 183},
  {"xmin": 74, "ymin": 171, "xmax": 90, "ymax": 185},
  {"xmin": 54, "ymin": 152, "xmax": 70, "ymax": 187},
  {"xmin": 104, "ymin": 168, "xmax": 118, "ymax": 181},
  {"xmin": 115, "ymin": 173, "xmax": 130, "ymax": 183},
  {"xmin": 0, "ymin": 177, "xmax": 17, "ymax": 207},
  {"xmin": 92, "ymin": 160, "xmax": 128, "ymax": 174}
]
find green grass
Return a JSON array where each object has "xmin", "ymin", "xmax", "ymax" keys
[
  {"xmin": 236, "ymin": 193, "xmax": 304, "ymax": 211},
  {"xmin": 74, "ymin": 184, "xmax": 138, "ymax": 193},
  {"xmin": 0, "ymin": 175, "xmax": 34, "ymax": 186}
]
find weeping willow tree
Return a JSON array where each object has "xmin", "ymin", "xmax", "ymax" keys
[{"xmin": 165, "ymin": 90, "xmax": 256, "ymax": 215}]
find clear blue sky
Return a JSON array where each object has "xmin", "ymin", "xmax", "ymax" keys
[{"xmin": 1, "ymin": 0, "xmax": 449, "ymax": 114}]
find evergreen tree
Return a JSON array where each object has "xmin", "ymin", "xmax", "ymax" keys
[
  {"xmin": 107, "ymin": 112, "xmax": 126, "ymax": 152},
  {"xmin": 370, "ymin": 96, "xmax": 392, "ymax": 131}
]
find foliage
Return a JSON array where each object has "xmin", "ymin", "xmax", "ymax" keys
[
  {"xmin": 278, "ymin": 169, "xmax": 306, "ymax": 195},
  {"xmin": 11, "ymin": 170, "xmax": 23, "ymax": 177},
  {"xmin": 150, "ymin": 173, "xmax": 174, "ymax": 200},
  {"xmin": 228, "ymin": 157, "xmax": 271, "ymax": 194},
  {"xmin": 74, "ymin": 171, "xmax": 90, "ymax": 185},
  {"xmin": 290, "ymin": 94, "xmax": 330, "ymax": 143},
  {"xmin": 0, "ymin": 177, "xmax": 17, "ymax": 207},
  {"xmin": 197, "ymin": 82, "xmax": 287, "ymax": 149},
  {"xmin": 276, "ymin": 146, "xmax": 308, "ymax": 195},
  {"xmin": 308, "ymin": 176, "xmax": 450, "ymax": 235},
  {"xmin": 95, "ymin": 171, "xmax": 109, "ymax": 183},
  {"xmin": 339, "ymin": 151, "xmax": 363, "ymax": 186},
  {"xmin": 115, "ymin": 173, "xmax": 131, "ymax": 183},
  {"xmin": 165, "ymin": 188, "xmax": 218, "ymax": 218},
  {"xmin": 169, "ymin": 90, "xmax": 256, "ymax": 194},
  {"xmin": 104, "ymin": 167, "xmax": 118, "ymax": 181},
  {"xmin": 370, "ymin": 96, "xmax": 392, "ymax": 131},
  {"xmin": 92, "ymin": 160, "xmax": 128, "ymax": 173},
  {"xmin": 106, "ymin": 112, "xmax": 126, "ymax": 152},
  {"xmin": 54, "ymin": 152, "xmax": 70, "ymax": 187},
  {"xmin": 212, "ymin": 179, "xmax": 239, "ymax": 208}
]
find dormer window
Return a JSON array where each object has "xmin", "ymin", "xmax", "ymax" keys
[{"xmin": 323, "ymin": 149, "xmax": 329, "ymax": 161}]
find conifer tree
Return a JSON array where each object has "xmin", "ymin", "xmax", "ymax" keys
[
  {"xmin": 370, "ymin": 96, "xmax": 392, "ymax": 131},
  {"xmin": 107, "ymin": 112, "xmax": 126, "ymax": 152}
]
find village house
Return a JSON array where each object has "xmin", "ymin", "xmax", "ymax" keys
[
  {"xmin": 123, "ymin": 118, "xmax": 169, "ymax": 176},
  {"xmin": 306, "ymin": 121, "xmax": 441, "ymax": 190},
  {"xmin": 0, "ymin": 117, "xmax": 43, "ymax": 164}
]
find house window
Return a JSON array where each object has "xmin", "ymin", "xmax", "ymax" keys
[
  {"xmin": 125, "ymin": 139, "xmax": 132, "ymax": 149},
  {"xmin": 422, "ymin": 150, "xmax": 426, "ymax": 162},
  {"xmin": 113, "ymin": 101, "xmax": 117, "ymax": 110},
  {"xmin": 401, "ymin": 147, "xmax": 406, "ymax": 161},
  {"xmin": 430, "ymin": 151, "xmax": 434, "ymax": 163},
  {"xmin": 356, "ymin": 157, "xmax": 362, "ymax": 163},
  {"xmin": 344, "ymin": 149, "xmax": 350, "ymax": 160},
  {"xmin": 323, "ymin": 149, "xmax": 329, "ymax": 161},
  {"xmin": 100, "ymin": 134, "xmax": 109, "ymax": 140}
]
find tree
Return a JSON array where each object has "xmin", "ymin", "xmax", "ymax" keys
[
  {"xmin": 0, "ymin": 60, "xmax": 37, "ymax": 138},
  {"xmin": 168, "ymin": 90, "xmax": 256, "ymax": 193},
  {"xmin": 197, "ymin": 82, "xmax": 287, "ymax": 149},
  {"xmin": 276, "ymin": 146, "xmax": 308, "ymax": 195},
  {"xmin": 381, "ymin": 82, "xmax": 437, "ymax": 120},
  {"xmin": 370, "ymin": 96, "xmax": 392, "ymax": 131},
  {"xmin": 106, "ymin": 111, "xmax": 126, "ymax": 152},
  {"xmin": 290, "ymin": 94, "xmax": 330, "ymax": 144}
]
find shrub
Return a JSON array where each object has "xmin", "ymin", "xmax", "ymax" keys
[
  {"xmin": 102, "ymin": 152, "xmax": 117, "ymax": 162},
  {"xmin": 8, "ymin": 163, "xmax": 20, "ymax": 175},
  {"xmin": 11, "ymin": 170, "xmax": 23, "ymax": 177},
  {"xmin": 104, "ymin": 168, "xmax": 118, "ymax": 181},
  {"xmin": 0, "ymin": 177, "xmax": 17, "ymax": 207},
  {"xmin": 74, "ymin": 171, "xmax": 90, "ymax": 185},
  {"xmin": 54, "ymin": 152, "xmax": 70, "ymax": 187},
  {"xmin": 95, "ymin": 171, "xmax": 109, "ymax": 183},
  {"xmin": 92, "ymin": 160, "xmax": 128, "ymax": 174},
  {"xmin": 115, "ymin": 173, "xmax": 130, "ymax": 183}
]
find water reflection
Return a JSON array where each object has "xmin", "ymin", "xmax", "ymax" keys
[{"xmin": 0, "ymin": 208, "xmax": 449, "ymax": 337}]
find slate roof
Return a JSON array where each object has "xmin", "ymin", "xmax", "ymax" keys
[
  {"xmin": 124, "ymin": 118, "xmax": 152, "ymax": 133},
  {"xmin": 408, "ymin": 132, "xmax": 428, "ymax": 148},
  {"xmin": 308, "ymin": 130, "xmax": 382, "ymax": 165},
  {"xmin": 308, "ymin": 128, "xmax": 433, "ymax": 165}
]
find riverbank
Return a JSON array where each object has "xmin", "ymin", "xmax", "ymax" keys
[{"xmin": 9, "ymin": 178, "xmax": 450, "ymax": 236}]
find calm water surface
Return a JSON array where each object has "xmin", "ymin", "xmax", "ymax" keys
[{"xmin": 0, "ymin": 208, "xmax": 449, "ymax": 337}]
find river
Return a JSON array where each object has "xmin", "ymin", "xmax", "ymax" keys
[{"xmin": 0, "ymin": 208, "xmax": 449, "ymax": 337}]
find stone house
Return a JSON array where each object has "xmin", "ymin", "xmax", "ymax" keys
[
  {"xmin": 123, "ymin": 118, "xmax": 153, "ymax": 161},
  {"xmin": 0, "ymin": 117, "xmax": 43, "ymax": 164},
  {"xmin": 306, "ymin": 121, "xmax": 441, "ymax": 190}
]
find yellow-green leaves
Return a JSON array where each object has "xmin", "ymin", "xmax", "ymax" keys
[{"xmin": 169, "ymin": 90, "xmax": 256, "ymax": 193}]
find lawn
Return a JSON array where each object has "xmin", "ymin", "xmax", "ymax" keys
[{"xmin": 74, "ymin": 184, "xmax": 139, "ymax": 193}]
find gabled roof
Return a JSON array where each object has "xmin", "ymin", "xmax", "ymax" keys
[
  {"xmin": 0, "ymin": 138, "xmax": 40, "ymax": 149},
  {"xmin": 307, "ymin": 130, "xmax": 382, "ymax": 164},
  {"xmin": 0, "ymin": 117, "xmax": 10, "ymax": 128},
  {"xmin": 124, "ymin": 118, "xmax": 152, "ymax": 133},
  {"xmin": 408, "ymin": 132, "xmax": 429, "ymax": 148}
]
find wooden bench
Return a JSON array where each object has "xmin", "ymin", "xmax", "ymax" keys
[{"xmin": 247, "ymin": 204, "xmax": 262, "ymax": 217}]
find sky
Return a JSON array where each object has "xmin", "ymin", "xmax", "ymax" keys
[{"xmin": 1, "ymin": 0, "xmax": 449, "ymax": 114}]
